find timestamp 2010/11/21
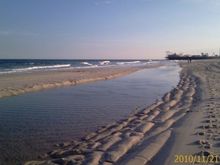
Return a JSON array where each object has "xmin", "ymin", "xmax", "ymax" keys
[{"xmin": 174, "ymin": 154, "xmax": 219, "ymax": 164}]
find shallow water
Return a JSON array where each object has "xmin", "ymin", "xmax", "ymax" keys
[{"xmin": 0, "ymin": 63, "xmax": 180, "ymax": 165}]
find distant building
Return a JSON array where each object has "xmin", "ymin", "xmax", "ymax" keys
[{"xmin": 166, "ymin": 52, "xmax": 219, "ymax": 60}]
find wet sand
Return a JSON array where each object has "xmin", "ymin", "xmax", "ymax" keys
[
  {"xmin": 0, "ymin": 65, "xmax": 160, "ymax": 99},
  {"xmin": 24, "ymin": 59, "xmax": 220, "ymax": 165}
]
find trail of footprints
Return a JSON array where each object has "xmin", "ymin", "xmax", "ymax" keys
[
  {"xmin": 194, "ymin": 67, "xmax": 220, "ymax": 164},
  {"xmin": 25, "ymin": 73, "xmax": 197, "ymax": 165}
]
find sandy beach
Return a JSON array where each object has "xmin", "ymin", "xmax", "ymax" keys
[
  {"xmin": 23, "ymin": 59, "xmax": 220, "ymax": 165},
  {"xmin": 2, "ymin": 0, "xmax": 220, "ymax": 164},
  {"xmin": 0, "ymin": 64, "xmax": 161, "ymax": 99}
]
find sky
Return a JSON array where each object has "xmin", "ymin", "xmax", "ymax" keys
[{"xmin": 0, "ymin": 0, "xmax": 220, "ymax": 59}]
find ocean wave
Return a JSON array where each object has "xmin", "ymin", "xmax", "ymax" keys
[
  {"xmin": 81, "ymin": 62, "xmax": 94, "ymax": 66},
  {"xmin": 0, "ymin": 64, "xmax": 71, "ymax": 74},
  {"xmin": 17, "ymin": 64, "xmax": 71, "ymax": 70},
  {"xmin": 116, "ymin": 61, "xmax": 141, "ymax": 65},
  {"xmin": 99, "ymin": 61, "xmax": 111, "ymax": 65}
]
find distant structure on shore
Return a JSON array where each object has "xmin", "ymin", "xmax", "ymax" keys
[{"xmin": 166, "ymin": 51, "xmax": 220, "ymax": 60}]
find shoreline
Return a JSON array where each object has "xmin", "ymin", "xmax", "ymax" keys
[
  {"xmin": 25, "ymin": 64, "xmax": 191, "ymax": 165},
  {"xmin": 0, "ymin": 64, "xmax": 161, "ymax": 99},
  {"xmin": 24, "ymin": 59, "xmax": 220, "ymax": 165},
  {"xmin": 23, "ymin": 61, "xmax": 193, "ymax": 165},
  {"xmin": 0, "ymin": 63, "xmax": 180, "ymax": 165}
]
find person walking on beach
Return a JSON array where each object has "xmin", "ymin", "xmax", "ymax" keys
[
  {"xmin": 187, "ymin": 56, "xmax": 192, "ymax": 63},
  {"xmin": 189, "ymin": 56, "xmax": 192, "ymax": 63}
]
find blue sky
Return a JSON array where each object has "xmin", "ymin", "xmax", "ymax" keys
[{"xmin": 0, "ymin": 0, "xmax": 220, "ymax": 59}]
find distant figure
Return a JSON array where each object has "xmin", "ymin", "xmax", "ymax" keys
[
  {"xmin": 187, "ymin": 56, "xmax": 192, "ymax": 63},
  {"xmin": 189, "ymin": 56, "xmax": 192, "ymax": 63}
]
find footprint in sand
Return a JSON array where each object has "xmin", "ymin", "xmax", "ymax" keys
[{"xmin": 197, "ymin": 131, "xmax": 205, "ymax": 136}]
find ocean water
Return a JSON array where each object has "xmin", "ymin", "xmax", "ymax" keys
[
  {"xmin": 0, "ymin": 59, "xmax": 158, "ymax": 74},
  {"xmin": 0, "ymin": 62, "xmax": 180, "ymax": 165}
]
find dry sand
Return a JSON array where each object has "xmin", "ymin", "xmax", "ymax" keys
[
  {"xmin": 0, "ymin": 65, "xmax": 160, "ymax": 99},
  {"xmin": 21, "ymin": 60, "xmax": 220, "ymax": 164}
]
